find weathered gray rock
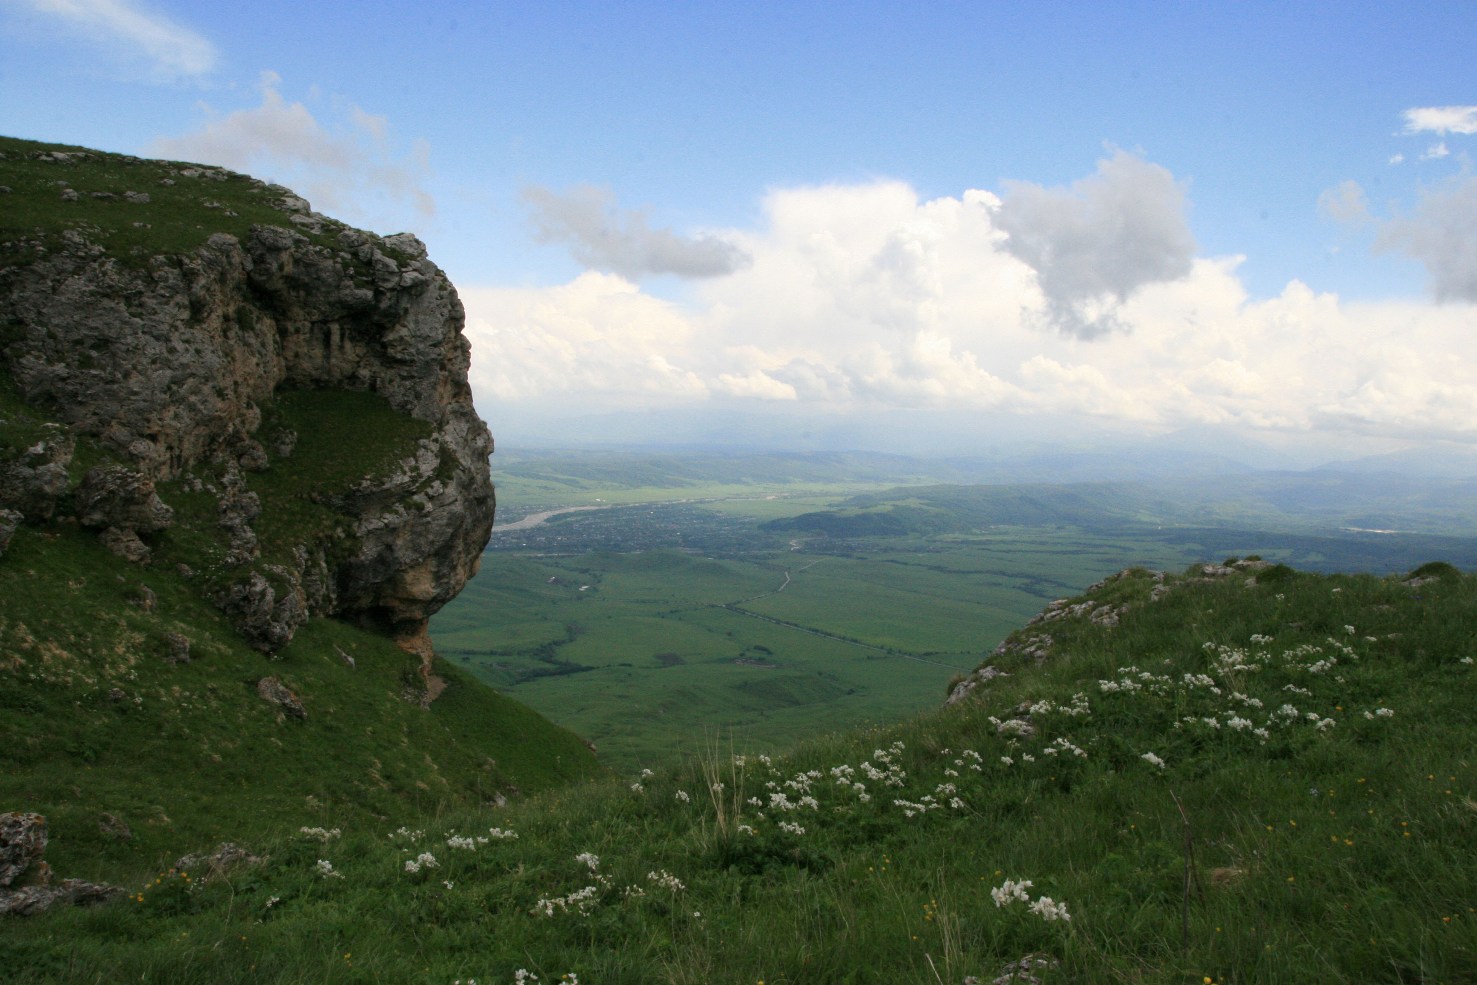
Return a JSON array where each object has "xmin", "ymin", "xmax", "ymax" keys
[
  {"xmin": 0, "ymin": 812, "xmax": 46, "ymax": 887},
  {"xmin": 219, "ymin": 573, "xmax": 306, "ymax": 652},
  {"xmin": 0, "ymin": 428, "xmax": 73, "ymax": 520},
  {"xmin": 75, "ymin": 465, "xmax": 173, "ymax": 532},
  {"xmin": 0, "ymin": 879, "xmax": 125, "ymax": 916},
  {"xmin": 945, "ymin": 664, "xmax": 1009, "ymax": 706},
  {"xmin": 256, "ymin": 676, "xmax": 306, "ymax": 719},
  {"xmin": 99, "ymin": 526, "xmax": 151, "ymax": 563},
  {"xmin": 1, "ymin": 204, "xmax": 493, "ymax": 654},
  {"xmin": 173, "ymin": 842, "xmax": 263, "ymax": 877},
  {"xmin": 163, "ymin": 632, "xmax": 191, "ymax": 664}
]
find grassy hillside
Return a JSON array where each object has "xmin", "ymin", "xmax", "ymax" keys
[
  {"xmin": 0, "ymin": 386, "xmax": 602, "ymax": 883},
  {"xmin": 10, "ymin": 561, "xmax": 1473, "ymax": 982}
]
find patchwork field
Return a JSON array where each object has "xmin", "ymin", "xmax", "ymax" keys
[{"xmin": 433, "ymin": 450, "xmax": 1477, "ymax": 770}]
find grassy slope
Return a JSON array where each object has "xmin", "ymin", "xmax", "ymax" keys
[
  {"xmin": 0, "ymin": 388, "xmax": 602, "ymax": 884},
  {"xmin": 10, "ymin": 562, "xmax": 1473, "ymax": 983},
  {"xmin": 0, "ymin": 136, "xmax": 600, "ymax": 883}
]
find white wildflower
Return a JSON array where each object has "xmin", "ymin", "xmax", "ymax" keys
[
  {"xmin": 1029, "ymin": 895, "xmax": 1072, "ymax": 922},
  {"xmin": 299, "ymin": 826, "xmax": 341, "ymax": 842},
  {"xmin": 990, "ymin": 878, "xmax": 1033, "ymax": 907},
  {"xmin": 1141, "ymin": 751, "xmax": 1166, "ymax": 769},
  {"xmin": 647, "ymin": 869, "xmax": 685, "ymax": 893}
]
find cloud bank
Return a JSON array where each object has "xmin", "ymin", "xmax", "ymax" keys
[
  {"xmin": 21, "ymin": 0, "xmax": 215, "ymax": 78},
  {"xmin": 523, "ymin": 185, "xmax": 751, "ymax": 279},
  {"xmin": 1378, "ymin": 176, "xmax": 1477, "ymax": 302},
  {"xmin": 152, "ymin": 72, "xmax": 434, "ymax": 227},
  {"xmin": 464, "ymin": 153, "xmax": 1477, "ymax": 447},
  {"xmin": 995, "ymin": 150, "xmax": 1196, "ymax": 338}
]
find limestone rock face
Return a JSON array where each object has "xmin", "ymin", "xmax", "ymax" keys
[{"xmin": 0, "ymin": 195, "xmax": 494, "ymax": 652}]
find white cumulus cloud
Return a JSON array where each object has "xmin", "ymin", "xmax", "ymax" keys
[
  {"xmin": 20, "ymin": 0, "xmax": 216, "ymax": 77},
  {"xmin": 994, "ymin": 150, "xmax": 1196, "ymax": 338},
  {"xmin": 461, "ymin": 164, "xmax": 1477, "ymax": 449},
  {"xmin": 1402, "ymin": 106, "xmax": 1477, "ymax": 136},
  {"xmin": 1377, "ymin": 175, "xmax": 1477, "ymax": 302}
]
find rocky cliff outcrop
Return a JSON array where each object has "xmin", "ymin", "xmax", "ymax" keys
[{"xmin": 0, "ymin": 143, "xmax": 493, "ymax": 658}]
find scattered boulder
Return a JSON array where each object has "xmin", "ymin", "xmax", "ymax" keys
[
  {"xmin": 0, "ymin": 812, "xmax": 47, "ymax": 888},
  {"xmin": 162, "ymin": 632, "xmax": 191, "ymax": 664},
  {"xmin": 0, "ymin": 812, "xmax": 123, "ymax": 916},
  {"xmin": 99, "ymin": 526, "xmax": 151, "ymax": 563},
  {"xmin": 945, "ymin": 664, "xmax": 1009, "ymax": 706},
  {"xmin": 0, "ymin": 879, "xmax": 125, "ymax": 916},
  {"xmin": 173, "ymin": 842, "xmax": 263, "ymax": 878},
  {"xmin": 75, "ymin": 465, "xmax": 173, "ymax": 533},
  {"xmin": 98, "ymin": 813, "xmax": 132, "ymax": 841},
  {"xmin": 256, "ymin": 676, "xmax": 306, "ymax": 720},
  {"xmin": 217, "ymin": 572, "xmax": 306, "ymax": 652},
  {"xmin": 0, "ymin": 429, "xmax": 74, "ymax": 521},
  {"xmin": 986, "ymin": 953, "xmax": 1058, "ymax": 985}
]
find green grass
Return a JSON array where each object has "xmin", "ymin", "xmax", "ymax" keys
[
  {"xmin": 9, "ymin": 564, "xmax": 1474, "ymax": 983},
  {"xmin": 2, "ymin": 380, "xmax": 599, "ymax": 886},
  {"xmin": 0, "ymin": 135, "xmax": 349, "ymax": 268},
  {"xmin": 434, "ymin": 524, "xmax": 1217, "ymax": 771},
  {"xmin": 0, "ymin": 516, "xmax": 601, "ymax": 885}
]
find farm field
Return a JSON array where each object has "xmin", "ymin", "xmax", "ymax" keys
[
  {"xmin": 433, "ymin": 450, "xmax": 1477, "ymax": 770},
  {"xmin": 434, "ymin": 529, "xmax": 1210, "ymax": 769}
]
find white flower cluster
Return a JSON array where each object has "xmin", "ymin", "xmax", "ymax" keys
[
  {"xmin": 1041, "ymin": 737, "xmax": 1087, "ymax": 759},
  {"xmin": 1140, "ymin": 751, "xmax": 1166, "ymax": 769},
  {"xmin": 1363, "ymin": 707, "xmax": 1395, "ymax": 719},
  {"xmin": 403, "ymin": 852, "xmax": 438, "ymax": 874},
  {"xmin": 646, "ymin": 869, "xmax": 685, "ymax": 893},
  {"xmin": 990, "ymin": 878, "xmax": 1032, "ymax": 906},
  {"xmin": 992, "ymin": 877, "xmax": 1071, "ymax": 922},
  {"xmin": 1029, "ymin": 895, "xmax": 1072, "ymax": 922},
  {"xmin": 299, "ymin": 826, "xmax": 341, "ymax": 843},
  {"xmin": 892, "ymin": 796, "xmax": 940, "ymax": 818},
  {"xmin": 314, "ymin": 859, "xmax": 342, "ymax": 878},
  {"xmin": 575, "ymin": 852, "xmax": 600, "ymax": 872},
  {"xmin": 532, "ymin": 883, "xmax": 601, "ymax": 918}
]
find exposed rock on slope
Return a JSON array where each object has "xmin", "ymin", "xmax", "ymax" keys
[{"xmin": 0, "ymin": 139, "xmax": 493, "ymax": 655}]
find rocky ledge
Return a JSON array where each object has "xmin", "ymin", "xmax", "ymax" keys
[{"xmin": 0, "ymin": 144, "xmax": 493, "ymax": 663}]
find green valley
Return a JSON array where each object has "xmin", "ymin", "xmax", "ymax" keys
[{"xmin": 432, "ymin": 450, "xmax": 1477, "ymax": 771}]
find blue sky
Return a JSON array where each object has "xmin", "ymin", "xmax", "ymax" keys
[{"xmin": 4, "ymin": 1, "xmax": 1476, "ymax": 460}]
